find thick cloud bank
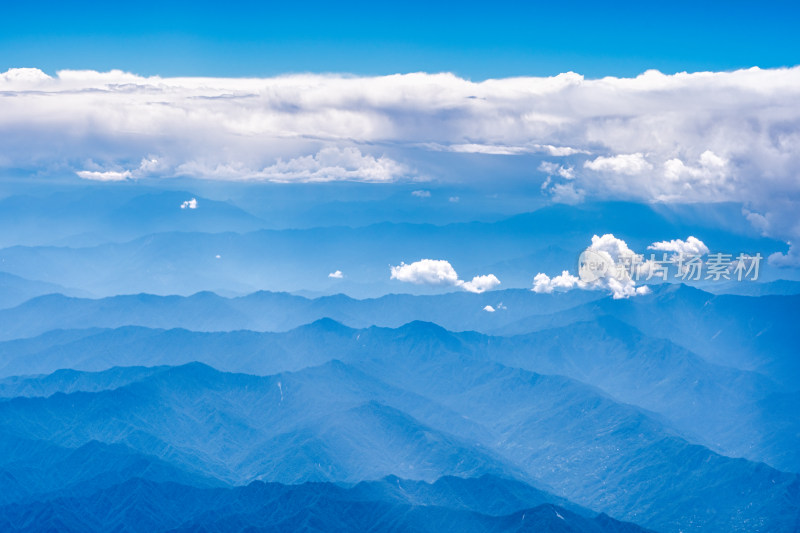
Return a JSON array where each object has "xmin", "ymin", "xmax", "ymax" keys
[{"xmin": 1, "ymin": 66, "xmax": 799, "ymax": 259}]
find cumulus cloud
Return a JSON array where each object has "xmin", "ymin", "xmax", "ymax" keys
[
  {"xmin": 461, "ymin": 274, "xmax": 501, "ymax": 294},
  {"xmin": 533, "ymin": 234, "xmax": 653, "ymax": 299},
  {"xmin": 648, "ymin": 236, "xmax": 709, "ymax": 257},
  {"xmin": 180, "ymin": 198, "xmax": 198, "ymax": 209},
  {"xmin": 483, "ymin": 305, "xmax": 496, "ymax": 312},
  {"xmin": 390, "ymin": 259, "xmax": 500, "ymax": 293},
  {"xmin": 412, "ymin": 189, "xmax": 431, "ymax": 198},
  {"xmin": 328, "ymin": 270, "xmax": 344, "ymax": 279},
  {"xmin": 532, "ymin": 271, "xmax": 584, "ymax": 294},
  {"xmin": 391, "ymin": 259, "xmax": 460, "ymax": 286},
  {"xmin": 584, "ymin": 153, "xmax": 653, "ymax": 176},
  {"xmin": 2, "ymin": 66, "xmax": 800, "ymax": 253}
]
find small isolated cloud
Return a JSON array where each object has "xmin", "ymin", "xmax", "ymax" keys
[
  {"xmin": 448, "ymin": 196, "xmax": 460, "ymax": 203},
  {"xmin": 328, "ymin": 270, "xmax": 344, "ymax": 279},
  {"xmin": 390, "ymin": 259, "xmax": 500, "ymax": 293},
  {"xmin": 548, "ymin": 182, "xmax": 585, "ymax": 205},
  {"xmin": 540, "ymin": 161, "xmax": 583, "ymax": 204},
  {"xmin": 180, "ymin": 198, "xmax": 198, "ymax": 209},
  {"xmin": 215, "ymin": 254, "xmax": 221, "ymax": 259},
  {"xmin": 648, "ymin": 236, "xmax": 709, "ymax": 257},
  {"xmin": 532, "ymin": 271, "xmax": 584, "ymax": 294},
  {"xmin": 391, "ymin": 259, "xmax": 460, "ymax": 285},
  {"xmin": 769, "ymin": 246, "xmax": 800, "ymax": 267},
  {"xmin": 744, "ymin": 210, "xmax": 770, "ymax": 235},
  {"xmin": 483, "ymin": 305, "xmax": 496, "ymax": 312},
  {"xmin": 461, "ymin": 274, "xmax": 501, "ymax": 294},
  {"xmin": 538, "ymin": 161, "xmax": 575, "ymax": 179},
  {"xmin": 584, "ymin": 153, "xmax": 653, "ymax": 176},
  {"xmin": 412, "ymin": 189, "xmax": 431, "ymax": 198},
  {"xmin": 75, "ymin": 169, "xmax": 132, "ymax": 182}
]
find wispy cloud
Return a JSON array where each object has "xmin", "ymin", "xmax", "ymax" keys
[{"xmin": 75, "ymin": 170, "xmax": 132, "ymax": 182}]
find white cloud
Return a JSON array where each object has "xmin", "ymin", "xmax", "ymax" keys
[
  {"xmin": 411, "ymin": 189, "xmax": 431, "ymax": 198},
  {"xmin": 547, "ymin": 182, "xmax": 585, "ymax": 205},
  {"xmin": 584, "ymin": 153, "xmax": 653, "ymax": 176},
  {"xmin": 448, "ymin": 196, "xmax": 460, "ymax": 203},
  {"xmin": 540, "ymin": 160, "xmax": 583, "ymax": 204},
  {"xmin": 532, "ymin": 271, "xmax": 584, "ymax": 294},
  {"xmin": 483, "ymin": 305, "xmax": 495, "ymax": 312},
  {"xmin": 390, "ymin": 259, "xmax": 460, "ymax": 286},
  {"xmin": 648, "ymin": 236, "xmax": 709, "ymax": 257},
  {"xmin": 180, "ymin": 198, "xmax": 198, "ymax": 209},
  {"xmin": 533, "ymin": 234, "xmax": 655, "ymax": 299},
  {"xmin": 75, "ymin": 170, "xmax": 132, "ymax": 182},
  {"xmin": 769, "ymin": 246, "xmax": 800, "ymax": 267},
  {"xmin": 461, "ymin": 274, "xmax": 501, "ymax": 294},
  {"xmin": 176, "ymin": 147, "xmax": 410, "ymax": 183},
  {"xmin": 538, "ymin": 161, "xmax": 575, "ymax": 179},
  {"xmin": 432, "ymin": 142, "xmax": 587, "ymax": 156},
  {"xmin": 3, "ymin": 66, "xmax": 800, "ymax": 253},
  {"xmin": 390, "ymin": 259, "xmax": 500, "ymax": 293},
  {"xmin": 440, "ymin": 143, "xmax": 532, "ymax": 155},
  {"xmin": 328, "ymin": 270, "xmax": 344, "ymax": 279}
]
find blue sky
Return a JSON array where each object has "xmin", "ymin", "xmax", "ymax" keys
[{"xmin": 3, "ymin": 0, "xmax": 799, "ymax": 78}]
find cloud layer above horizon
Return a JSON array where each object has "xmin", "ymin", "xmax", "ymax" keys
[{"xmin": 2, "ymin": 66, "xmax": 800, "ymax": 261}]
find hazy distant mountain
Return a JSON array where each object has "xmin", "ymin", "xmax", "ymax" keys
[
  {"xmin": 0, "ymin": 201, "xmax": 788, "ymax": 296},
  {"xmin": 0, "ymin": 476, "xmax": 652, "ymax": 533},
  {"xmin": 0, "ymin": 362, "xmax": 523, "ymax": 485},
  {"xmin": 0, "ymin": 362, "xmax": 796, "ymax": 532},
  {"xmin": 707, "ymin": 279, "xmax": 800, "ymax": 296},
  {"xmin": 0, "ymin": 185, "xmax": 796, "ymax": 533},
  {"xmin": 351, "ymin": 349, "xmax": 800, "ymax": 533},
  {"xmin": 0, "ymin": 434, "xmax": 223, "ymax": 506},
  {"xmin": 0, "ymin": 271, "xmax": 85, "ymax": 309},
  {"xmin": 1, "ymin": 304, "xmax": 797, "ymax": 472},
  {"xmin": 0, "ymin": 288, "xmax": 603, "ymax": 341},
  {"xmin": 0, "ymin": 189, "xmax": 266, "ymax": 248},
  {"xmin": 498, "ymin": 284, "xmax": 800, "ymax": 388}
]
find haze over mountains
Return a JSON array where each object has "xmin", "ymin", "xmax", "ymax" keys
[
  {"xmin": 0, "ymin": 180, "xmax": 798, "ymax": 532},
  {"xmin": 1, "ymin": 182, "xmax": 796, "ymax": 298}
]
